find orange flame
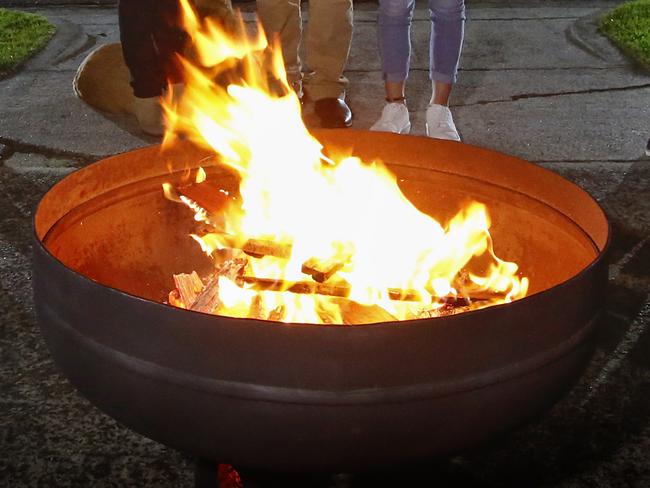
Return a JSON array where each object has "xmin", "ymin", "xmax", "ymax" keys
[{"xmin": 162, "ymin": 1, "xmax": 528, "ymax": 324}]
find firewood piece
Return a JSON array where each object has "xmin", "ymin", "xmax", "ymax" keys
[
  {"xmin": 418, "ymin": 303, "xmax": 466, "ymax": 319},
  {"xmin": 216, "ymin": 256, "xmax": 248, "ymax": 282},
  {"xmin": 173, "ymin": 271, "xmax": 205, "ymax": 307},
  {"xmin": 247, "ymin": 294, "xmax": 264, "ymax": 319},
  {"xmin": 191, "ymin": 234, "xmax": 288, "ymax": 259},
  {"xmin": 454, "ymin": 290, "xmax": 503, "ymax": 302},
  {"xmin": 178, "ymin": 181, "xmax": 231, "ymax": 216},
  {"xmin": 418, "ymin": 304, "xmax": 471, "ymax": 319},
  {"xmin": 335, "ymin": 299, "xmax": 398, "ymax": 325},
  {"xmin": 268, "ymin": 305, "xmax": 285, "ymax": 322},
  {"xmin": 168, "ymin": 289, "xmax": 183, "ymax": 308},
  {"xmin": 190, "ymin": 277, "xmax": 221, "ymax": 313},
  {"xmin": 301, "ymin": 256, "xmax": 345, "ymax": 283},
  {"xmin": 453, "ymin": 269, "xmax": 505, "ymax": 301},
  {"xmin": 243, "ymin": 239, "xmax": 292, "ymax": 259},
  {"xmin": 387, "ymin": 288, "xmax": 423, "ymax": 302},
  {"xmin": 441, "ymin": 295, "xmax": 471, "ymax": 307},
  {"xmin": 316, "ymin": 304, "xmax": 341, "ymax": 324},
  {"xmin": 241, "ymin": 274, "xmax": 498, "ymax": 308},
  {"xmin": 241, "ymin": 276, "xmax": 351, "ymax": 298},
  {"xmin": 316, "ymin": 281, "xmax": 352, "ymax": 298}
]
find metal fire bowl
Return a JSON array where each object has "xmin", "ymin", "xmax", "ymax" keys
[{"xmin": 33, "ymin": 131, "xmax": 609, "ymax": 473}]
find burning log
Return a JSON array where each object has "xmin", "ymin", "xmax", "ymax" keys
[
  {"xmin": 453, "ymin": 289, "xmax": 506, "ymax": 302},
  {"xmin": 268, "ymin": 305, "xmax": 286, "ymax": 322},
  {"xmin": 173, "ymin": 271, "xmax": 204, "ymax": 306},
  {"xmin": 453, "ymin": 269, "xmax": 506, "ymax": 301},
  {"xmin": 216, "ymin": 255, "xmax": 248, "ymax": 281},
  {"xmin": 177, "ymin": 181, "xmax": 232, "ymax": 216},
  {"xmin": 190, "ymin": 277, "xmax": 220, "ymax": 313},
  {"xmin": 441, "ymin": 296, "xmax": 471, "ymax": 307},
  {"xmin": 417, "ymin": 303, "xmax": 471, "ymax": 319},
  {"xmin": 387, "ymin": 288, "xmax": 423, "ymax": 302},
  {"xmin": 240, "ymin": 275, "xmax": 492, "ymax": 305},
  {"xmin": 241, "ymin": 276, "xmax": 351, "ymax": 298},
  {"xmin": 301, "ymin": 256, "xmax": 346, "ymax": 283},
  {"xmin": 170, "ymin": 260, "xmax": 501, "ymax": 322},
  {"xmin": 172, "ymin": 256, "xmax": 248, "ymax": 313},
  {"xmin": 336, "ymin": 299, "xmax": 398, "ymax": 325},
  {"xmin": 242, "ymin": 239, "xmax": 292, "ymax": 259},
  {"xmin": 247, "ymin": 294, "xmax": 264, "ymax": 320},
  {"xmin": 190, "ymin": 232, "xmax": 291, "ymax": 260},
  {"xmin": 245, "ymin": 298, "xmax": 288, "ymax": 322}
]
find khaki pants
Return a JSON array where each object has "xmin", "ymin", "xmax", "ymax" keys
[{"xmin": 256, "ymin": 0, "xmax": 353, "ymax": 100}]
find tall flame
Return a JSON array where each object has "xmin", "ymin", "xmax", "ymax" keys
[{"xmin": 162, "ymin": 1, "xmax": 528, "ymax": 324}]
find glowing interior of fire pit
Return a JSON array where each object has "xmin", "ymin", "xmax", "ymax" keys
[
  {"xmin": 155, "ymin": 1, "xmax": 529, "ymax": 324},
  {"xmin": 39, "ymin": 138, "xmax": 600, "ymax": 324}
]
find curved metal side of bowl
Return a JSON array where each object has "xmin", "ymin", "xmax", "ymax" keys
[{"xmin": 32, "ymin": 131, "xmax": 609, "ymax": 472}]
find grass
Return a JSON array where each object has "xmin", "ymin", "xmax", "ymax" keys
[
  {"xmin": 599, "ymin": 0, "xmax": 650, "ymax": 70},
  {"xmin": 0, "ymin": 8, "xmax": 56, "ymax": 73}
]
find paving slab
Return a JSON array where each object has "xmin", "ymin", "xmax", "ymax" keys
[
  {"xmin": 0, "ymin": 70, "xmax": 151, "ymax": 158},
  {"xmin": 454, "ymin": 87, "xmax": 650, "ymax": 162},
  {"xmin": 4, "ymin": 151, "xmax": 77, "ymax": 169},
  {"xmin": 347, "ymin": 71, "xmax": 650, "ymax": 162},
  {"xmin": 539, "ymin": 161, "xmax": 633, "ymax": 202},
  {"xmin": 16, "ymin": 5, "xmax": 119, "ymax": 26},
  {"xmin": 4, "ymin": 0, "xmax": 115, "ymax": 6}
]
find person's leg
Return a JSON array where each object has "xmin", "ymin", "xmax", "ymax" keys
[
  {"xmin": 118, "ymin": 0, "xmax": 163, "ymax": 98},
  {"xmin": 303, "ymin": 0, "xmax": 353, "ymax": 101},
  {"xmin": 256, "ymin": 0, "xmax": 303, "ymax": 96},
  {"xmin": 426, "ymin": 0, "xmax": 465, "ymax": 140},
  {"xmin": 303, "ymin": 0, "xmax": 353, "ymax": 127},
  {"xmin": 428, "ymin": 0, "xmax": 464, "ymax": 105},
  {"xmin": 152, "ymin": 0, "xmax": 187, "ymax": 88},
  {"xmin": 119, "ymin": 0, "xmax": 170, "ymax": 135},
  {"xmin": 377, "ymin": 0, "xmax": 414, "ymax": 101},
  {"xmin": 370, "ymin": 0, "xmax": 413, "ymax": 134}
]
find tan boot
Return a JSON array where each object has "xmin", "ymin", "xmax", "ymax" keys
[{"xmin": 133, "ymin": 96, "xmax": 164, "ymax": 136}]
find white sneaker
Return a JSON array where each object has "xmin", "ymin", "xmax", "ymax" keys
[
  {"xmin": 425, "ymin": 104, "xmax": 460, "ymax": 141},
  {"xmin": 370, "ymin": 102, "xmax": 411, "ymax": 134}
]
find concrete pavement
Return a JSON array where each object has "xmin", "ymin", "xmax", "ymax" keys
[{"xmin": 1, "ymin": 1, "xmax": 649, "ymax": 486}]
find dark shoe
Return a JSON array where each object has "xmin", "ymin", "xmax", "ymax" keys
[{"xmin": 314, "ymin": 98, "xmax": 352, "ymax": 128}]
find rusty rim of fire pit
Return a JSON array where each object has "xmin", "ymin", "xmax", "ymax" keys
[{"xmin": 34, "ymin": 131, "xmax": 609, "ymax": 331}]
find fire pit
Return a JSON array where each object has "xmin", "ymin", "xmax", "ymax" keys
[
  {"xmin": 32, "ymin": 1, "xmax": 608, "ymax": 477},
  {"xmin": 33, "ymin": 130, "xmax": 608, "ymax": 473}
]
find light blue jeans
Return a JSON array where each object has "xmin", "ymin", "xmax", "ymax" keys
[{"xmin": 378, "ymin": 0, "xmax": 465, "ymax": 84}]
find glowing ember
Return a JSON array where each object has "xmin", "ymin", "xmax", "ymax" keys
[{"xmin": 161, "ymin": 0, "xmax": 529, "ymax": 324}]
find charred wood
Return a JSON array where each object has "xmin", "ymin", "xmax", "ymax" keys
[
  {"xmin": 190, "ymin": 277, "xmax": 221, "ymax": 313},
  {"xmin": 173, "ymin": 271, "xmax": 204, "ymax": 307},
  {"xmin": 301, "ymin": 256, "xmax": 346, "ymax": 283},
  {"xmin": 242, "ymin": 239, "xmax": 292, "ymax": 259}
]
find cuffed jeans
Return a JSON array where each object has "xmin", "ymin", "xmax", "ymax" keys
[
  {"xmin": 378, "ymin": 0, "xmax": 465, "ymax": 84},
  {"xmin": 256, "ymin": 0, "xmax": 353, "ymax": 100}
]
